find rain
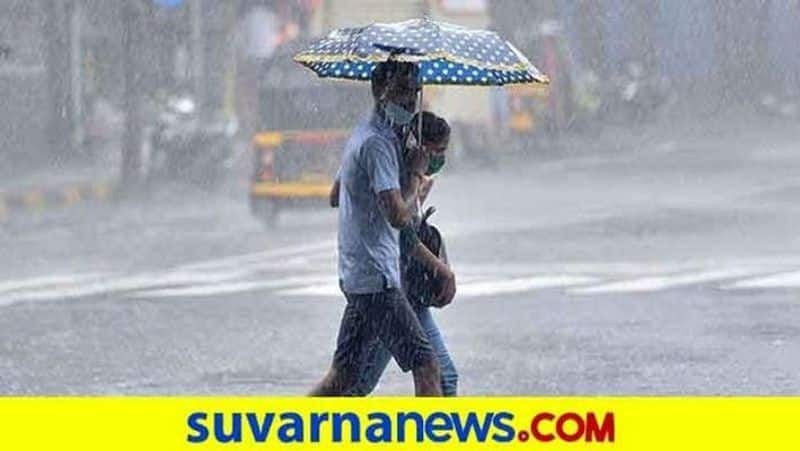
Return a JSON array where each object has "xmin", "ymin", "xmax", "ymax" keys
[{"xmin": 1, "ymin": 0, "xmax": 799, "ymax": 395}]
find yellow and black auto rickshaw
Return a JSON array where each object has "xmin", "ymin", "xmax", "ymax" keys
[
  {"xmin": 507, "ymin": 83, "xmax": 549, "ymax": 137},
  {"xmin": 249, "ymin": 41, "xmax": 369, "ymax": 225}
]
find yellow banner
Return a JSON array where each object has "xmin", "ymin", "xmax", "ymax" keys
[{"xmin": 0, "ymin": 398, "xmax": 798, "ymax": 450}]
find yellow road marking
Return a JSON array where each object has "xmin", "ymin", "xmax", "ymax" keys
[
  {"xmin": 22, "ymin": 191, "xmax": 45, "ymax": 209},
  {"xmin": 93, "ymin": 183, "xmax": 111, "ymax": 200},
  {"xmin": 63, "ymin": 186, "xmax": 82, "ymax": 204}
]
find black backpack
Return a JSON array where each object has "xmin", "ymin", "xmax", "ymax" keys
[{"xmin": 402, "ymin": 206, "xmax": 448, "ymax": 309}]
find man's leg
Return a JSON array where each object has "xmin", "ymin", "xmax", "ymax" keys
[
  {"xmin": 312, "ymin": 289, "xmax": 441, "ymax": 396},
  {"xmin": 309, "ymin": 295, "xmax": 371, "ymax": 396},
  {"xmin": 365, "ymin": 288, "xmax": 441, "ymax": 396},
  {"xmin": 349, "ymin": 308, "xmax": 457, "ymax": 396},
  {"xmin": 309, "ymin": 367, "xmax": 347, "ymax": 396},
  {"xmin": 344, "ymin": 337, "xmax": 393, "ymax": 396}
]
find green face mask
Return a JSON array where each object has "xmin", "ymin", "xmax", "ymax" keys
[{"xmin": 426, "ymin": 154, "xmax": 446, "ymax": 176}]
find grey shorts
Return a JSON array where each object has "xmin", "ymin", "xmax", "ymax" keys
[{"xmin": 333, "ymin": 287, "xmax": 436, "ymax": 373}]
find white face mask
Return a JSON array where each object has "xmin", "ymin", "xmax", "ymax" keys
[{"xmin": 383, "ymin": 101, "xmax": 415, "ymax": 126}]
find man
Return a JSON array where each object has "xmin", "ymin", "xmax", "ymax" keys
[
  {"xmin": 345, "ymin": 111, "xmax": 459, "ymax": 397},
  {"xmin": 309, "ymin": 61, "xmax": 456, "ymax": 397},
  {"xmin": 330, "ymin": 112, "xmax": 459, "ymax": 396}
]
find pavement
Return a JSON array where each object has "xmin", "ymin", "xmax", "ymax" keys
[
  {"xmin": 0, "ymin": 160, "xmax": 117, "ymax": 222},
  {"xmin": 2, "ymin": 118, "xmax": 800, "ymax": 395}
]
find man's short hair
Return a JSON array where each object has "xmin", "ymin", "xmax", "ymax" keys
[{"xmin": 371, "ymin": 61, "xmax": 420, "ymax": 99}]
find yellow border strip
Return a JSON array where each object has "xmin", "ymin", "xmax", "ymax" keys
[{"xmin": 2, "ymin": 397, "xmax": 800, "ymax": 450}]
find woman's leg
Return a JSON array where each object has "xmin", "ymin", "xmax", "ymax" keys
[{"xmin": 417, "ymin": 308, "xmax": 458, "ymax": 396}]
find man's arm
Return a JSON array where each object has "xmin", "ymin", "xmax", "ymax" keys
[
  {"xmin": 418, "ymin": 176, "xmax": 434, "ymax": 206},
  {"xmin": 378, "ymin": 189, "xmax": 455, "ymax": 306},
  {"xmin": 366, "ymin": 137, "xmax": 455, "ymax": 304},
  {"xmin": 402, "ymin": 172, "xmax": 422, "ymax": 205},
  {"xmin": 377, "ymin": 189, "xmax": 413, "ymax": 229},
  {"xmin": 364, "ymin": 135, "xmax": 406, "ymax": 223},
  {"xmin": 401, "ymin": 146, "xmax": 429, "ymax": 205}
]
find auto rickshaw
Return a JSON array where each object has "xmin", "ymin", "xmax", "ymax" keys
[
  {"xmin": 249, "ymin": 41, "xmax": 370, "ymax": 225},
  {"xmin": 507, "ymin": 83, "xmax": 549, "ymax": 136}
]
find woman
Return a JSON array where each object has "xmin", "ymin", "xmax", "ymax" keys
[{"xmin": 330, "ymin": 111, "xmax": 458, "ymax": 396}]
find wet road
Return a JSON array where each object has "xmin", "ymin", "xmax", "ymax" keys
[{"xmin": 2, "ymin": 130, "xmax": 800, "ymax": 395}]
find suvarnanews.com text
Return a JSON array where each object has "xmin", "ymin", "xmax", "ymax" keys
[{"xmin": 187, "ymin": 410, "xmax": 615, "ymax": 445}]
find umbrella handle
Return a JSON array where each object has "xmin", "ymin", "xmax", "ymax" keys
[
  {"xmin": 418, "ymin": 86, "xmax": 427, "ymax": 215},
  {"xmin": 417, "ymin": 85, "xmax": 424, "ymax": 150}
]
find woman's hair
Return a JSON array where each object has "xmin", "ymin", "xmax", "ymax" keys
[{"xmin": 412, "ymin": 111, "xmax": 451, "ymax": 145}]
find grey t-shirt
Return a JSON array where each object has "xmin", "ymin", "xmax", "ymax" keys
[{"xmin": 337, "ymin": 113, "xmax": 404, "ymax": 294}]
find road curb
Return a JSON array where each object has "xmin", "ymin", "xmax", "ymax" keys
[{"xmin": 0, "ymin": 180, "xmax": 116, "ymax": 221}]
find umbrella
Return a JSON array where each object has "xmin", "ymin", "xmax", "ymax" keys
[
  {"xmin": 293, "ymin": 17, "xmax": 548, "ymax": 148},
  {"xmin": 293, "ymin": 17, "xmax": 548, "ymax": 86}
]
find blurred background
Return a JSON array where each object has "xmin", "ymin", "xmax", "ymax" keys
[
  {"xmin": 2, "ymin": 1, "xmax": 800, "ymax": 395},
  {"xmin": 3, "ymin": 0, "xmax": 800, "ymax": 192}
]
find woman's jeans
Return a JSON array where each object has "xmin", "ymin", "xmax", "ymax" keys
[{"xmin": 346, "ymin": 307, "xmax": 458, "ymax": 396}]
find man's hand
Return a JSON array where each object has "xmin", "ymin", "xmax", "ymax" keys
[{"xmin": 401, "ymin": 147, "xmax": 429, "ymax": 206}]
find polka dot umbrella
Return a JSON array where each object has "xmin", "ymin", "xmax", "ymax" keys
[{"xmin": 293, "ymin": 17, "xmax": 549, "ymax": 87}]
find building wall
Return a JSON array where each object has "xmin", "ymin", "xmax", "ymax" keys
[{"xmin": 315, "ymin": 0, "xmax": 425, "ymax": 31}]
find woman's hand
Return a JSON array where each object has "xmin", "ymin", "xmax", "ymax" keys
[
  {"xmin": 406, "ymin": 145, "xmax": 430, "ymax": 178},
  {"xmin": 409, "ymin": 241, "xmax": 456, "ymax": 308},
  {"xmin": 432, "ymin": 263, "xmax": 456, "ymax": 308},
  {"xmin": 418, "ymin": 176, "xmax": 434, "ymax": 205}
]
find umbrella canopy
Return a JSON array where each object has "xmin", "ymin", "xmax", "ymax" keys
[{"xmin": 293, "ymin": 18, "xmax": 548, "ymax": 86}]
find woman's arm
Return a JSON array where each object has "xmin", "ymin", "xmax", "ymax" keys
[{"xmin": 329, "ymin": 179, "xmax": 340, "ymax": 208}]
